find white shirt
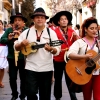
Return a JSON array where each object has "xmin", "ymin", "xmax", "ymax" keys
[
  {"xmin": 14, "ymin": 26, "xmax": 61, "ymax": 72},
  {"xmin": 74, "ymin": 29, "xmax": 80, "ymax": 36}
]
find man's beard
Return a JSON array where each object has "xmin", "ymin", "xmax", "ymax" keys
[{"xmin": 61, "ymin": 26, "xmax": 67, "ymax": 28}]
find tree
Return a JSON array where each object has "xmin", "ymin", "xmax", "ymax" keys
[
  {"xmin": 45, "ymin": 0, "xmax": 82, "ymax": 16},
  {"xmin": 15, "ymin": 0, "xmax": 35, "ymax": 27}
]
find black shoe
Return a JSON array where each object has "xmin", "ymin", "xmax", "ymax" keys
[
  {"xmin": 55, "ymin": 98, "xmax": 61, "ymax": 100},
  {"xmin": 20, "ymin": 98, "xmax": 25, "ymax": 100},
  {"xmin": 11, "ymin": 97, "xmax": 17, "ymax": 100}
]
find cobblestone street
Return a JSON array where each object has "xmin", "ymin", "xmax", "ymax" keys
[{"xmin": 0, "ymin": 69, "xmax": 83, "ymax": 100}]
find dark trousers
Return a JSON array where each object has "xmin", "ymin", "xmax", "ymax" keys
[
  {"xmin": 53, "ymin": 60, "xmax": 77, "ymax": 100},
  {"xmin": 8, "ymin": 58, "xmax": 25, "ymax": 99},
  {"xmin": 25, "ymin": 69, "xmax": 53, "ymax": 100}
]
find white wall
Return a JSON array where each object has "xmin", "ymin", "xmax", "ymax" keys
[
  {"xmin": 96, "ymin": 0, "xmax": 100, "ymax": 25},
  {"xmin": 0, "ymin": 0, "xmax": 4, "ymax": 21},
  {"xmin": 3, "ymin": 8, "xmax": 8, "ymax": 24},
  {"xmin": 0, "ymin": 11, "xmax": 4, "ymax": 21},
  {"xmin": 82, "ymin": 6, "xmax": 92, "ymax": 22}
]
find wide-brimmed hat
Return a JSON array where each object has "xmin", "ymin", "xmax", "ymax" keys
[
  {"xmin": 49, "ymin": 16, "xmax": 55, "ymax": 23},
  {"xmin": 68, "ymin": 22, "xmax": 73, "ymax": 25},
  {"xmin": 10, "ymin": 13, "xmax": 27, "ymax": 23},
  {"xmin": 53, "ymin": 11, "xmax": 72, "ymax": 26},
  {"xmin": 31, "ymin": 7, "xmax": 49, "ymax": 19}
]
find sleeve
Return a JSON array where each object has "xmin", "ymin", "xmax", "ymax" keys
[
  {"xmin": 49, "ymin": 29, "xmax": 61, "ymax": 56},
  {"xmin": 0, "ymin": 28, "xmax": 10, "ymax": 44},
  {"xmin": 14, "ymin": 29, "xmax": 28, "ymax": 50},
  {"xmin": 66, "ymin": 40, "xmax": 80, "ymax": 58}
]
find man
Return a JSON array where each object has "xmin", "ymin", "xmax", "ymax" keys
[
  {"xmin": 14, "ymin": 7, "xmax": 61, "ymax": 100},
  {"xmin": 0, "ymin": 13, "xmax": 27, "ymax": 100},
  {"xmin": 47, "ymin": 17, "xmax": 56, "ymax": 30},
  {"xmin": 68, "ymin": 22, "xmax": 73, "ymax": 29},
  {"xmin": 53, "ymin": 11, "xmax": 79, "ymax": 100}
]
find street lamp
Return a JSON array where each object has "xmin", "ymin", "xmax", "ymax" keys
[
  {"xmin": 18, "ymin": 0, "xmax": 24, "ymax": 13},
  {"xmin": 18, "ymin": 2, "xmax": 22, "ymax": 13},
  {"xmin": 12, "ymin": 0, "xmax": 15, "ymax": 15}
]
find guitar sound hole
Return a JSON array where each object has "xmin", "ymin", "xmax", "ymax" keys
[
  {"xmin": 31, "ymin": 46, "xmax": 35, "ymax": 49},
  {"xmin": 85, "ymin": 59, "xmax": 96, "ymax": 74}
]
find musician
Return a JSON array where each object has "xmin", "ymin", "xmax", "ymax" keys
[
  {"xmin": 52, "ymin": 11, "xmax": 80, "ymax": 100},
  {"xmin": 14, "ymin": 7, "xmax": 61, "ymax": 100},
  {"xmin": 65, "ymin": 17, "xmax": 100, "ymax": 100},
  {"xmin": 0, "ymin": 13, "xmax": 27, "ymax": 100}
]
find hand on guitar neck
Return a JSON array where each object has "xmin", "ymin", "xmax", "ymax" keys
[{"xmin": 16, "ymin": 40, "xmax": 64, "ymax": 55}]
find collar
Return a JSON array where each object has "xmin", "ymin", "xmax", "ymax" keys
[{"xmin": 33, "ymin": 25, "xmax": 46, "ymax": 32}]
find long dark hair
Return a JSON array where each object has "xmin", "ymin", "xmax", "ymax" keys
[{"xmin": 81, "ymin": 17, "xmax": 98, "ymax": 38}]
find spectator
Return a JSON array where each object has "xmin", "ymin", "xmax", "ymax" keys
[{"xmin": 0, "ymin": 20, "xmax": 8, "ymax": 88}]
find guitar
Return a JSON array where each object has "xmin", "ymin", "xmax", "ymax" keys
[
  {"xmin": 65, "ymin": 50, "xmax": 100, "ymax": 85},
  {"xmin": 21, "ymin": 40, "xmax": 64, "ymax": 55}
]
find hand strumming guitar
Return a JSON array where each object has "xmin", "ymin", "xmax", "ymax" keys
[
  {"xmin": 44, "ymin": 43, "xmax": 57, "ymax": 54},
  {"xmin": 21, "ymin": 39, "xmax": 29, "ymax": 47},
  {"xmin": 15, "ymin": 39, "xmax": 29, "ymax": 51}
]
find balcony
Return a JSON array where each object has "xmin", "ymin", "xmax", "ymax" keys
[{"xmin": 3, "ymin": 0, "xmax": 12, "ymax": 10}]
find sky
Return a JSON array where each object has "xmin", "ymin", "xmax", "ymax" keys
[{"xmin": 35, "ymin": 0, "xmax": 41, "ymax": 8}]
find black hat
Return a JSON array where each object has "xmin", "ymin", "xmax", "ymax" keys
[
  {"xmin": 10, "ymin": 20, "xmax": 13, "ymax": 24},
  {"xmin": 68, "ymin": 22, "xmax": 73, "ymax": 25},
  {"xmin": 10, "ymin": 13, "xmax": 27, "ymax": 23},
  {"xmin": 31, "ymin": 7, "xmax": 49, "ymax": 19},
  {"xmin": 49, "ymin": 16, "xmax": 55, "ymax": 23},
  {"xmin": 53, "ymin": 11, "xmax": 72, "ymax": 26}
]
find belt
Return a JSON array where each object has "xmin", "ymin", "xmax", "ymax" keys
[{"xmin": 0, "ymin": 44, "xmax": 6, "ymax": 46}]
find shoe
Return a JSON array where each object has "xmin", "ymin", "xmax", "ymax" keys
[
  {"xmin": 11, "ymin": 97, "xmax": 17, "ymax": 100},
  {"xmin": 0, "ymin": 83, "xmax": 4, "ymax": 88}
]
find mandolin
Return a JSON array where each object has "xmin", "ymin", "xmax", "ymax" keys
[
  {"xmin": 65, "ymin": 50, "xmax": 100, "ymax": 85},
  {"xmin": 21, "ymin": 40, "xmax": 64, "ymax": 55}
]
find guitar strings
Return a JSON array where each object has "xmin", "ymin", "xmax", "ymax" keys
[{"xmin": 76, "ymin": 53, "xmax": 100, "ymax": 74}]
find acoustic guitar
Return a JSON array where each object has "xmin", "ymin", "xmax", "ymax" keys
[
  {"xmin": 66, "ymin": 50, "xmax": 100, "ymax": 85},
  {"xmin": 21, "ymin": 40, "xmax": 64, "ymax": 55}
]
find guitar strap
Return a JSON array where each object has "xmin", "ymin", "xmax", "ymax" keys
[
  {"xmin": 96, "ymin": 39, "xmax": 100, "ymax": 53},
  {"xmin": 81, "ymin": 38, "xmax": 96, "ymax": 54},
  {"xmin": 26, "ymin": 28, "xmax": 30, "ymax": 39},
  {"xmin": 25, "ymin": 28, "xmax": 51, "ymax": 42},
  {"xmin": 23, "ymin": 29, "xmax": 30, "ymax": 59},
  {"xmin": 47, "ymin": 28, "xmax": 52, "ymax": 43}
]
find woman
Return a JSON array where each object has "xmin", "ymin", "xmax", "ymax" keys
[
  {"xmin": 65, "ymin": 17, "xmax": 100, "ymax": 100},
  {"xmin": 0, "ymin": 20, "xmax": 8, "ymax": 88}
]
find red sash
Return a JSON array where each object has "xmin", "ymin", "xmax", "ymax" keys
[{"xmin": 0, "ymin": 44, "xmax": 6, "ymax": 46}]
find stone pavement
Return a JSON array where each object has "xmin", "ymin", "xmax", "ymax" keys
[{"xmin": 0, "ymin": 69, "xmax": 83, "ymax": 100}]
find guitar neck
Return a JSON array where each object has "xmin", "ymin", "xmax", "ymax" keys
[
  {"xmin": 31, "ymin": 40, "xmax": 63, "ymax": 50},
  {"xmin": 31, "ymin": 43, "xmax": 46, "ymax": 50}
]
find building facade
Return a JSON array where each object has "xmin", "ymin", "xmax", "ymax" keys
[
  {"xmin": 0, "ymin": 0, "xmax": 4, "ymax": 21},
  {"xmin": 0, "ymin": 0, "xmax": 12, "ymax": 24},
  {"xmin": 82, "ymin": 0, "xmax": 99, "ymax": 23}
]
